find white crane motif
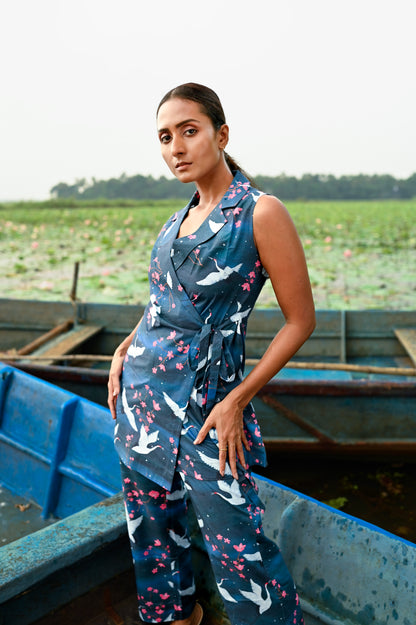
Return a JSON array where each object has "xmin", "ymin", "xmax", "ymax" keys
[
  {"xmin": 149, "ymin": 294, "xmax": 161, "ymax": 327},
  {"xmin": 163, "ymin": 392, "xmax": 187, "ymax": 422},
  {"xmin": 208, "ymin": 219, "xmax": 224, "ymax": 233},
  {"xmin": 190, "ymin": 386, "xmax": 203, "ymax": 407},
  {"xmin": 240, "ymin": 579, "xmax": 271, "ymax": 614},
  {"xmin": 131, "ymin": 425, "xmax": 161, "ymax": 455},
  {"xmin": 196, "ymin": 259, "xmax": 243, "ymax": 286},
  {"xmin": 213, "ymin": 479, "xmax": 245, "ymax": 506},
  {"xmin": 127, "ymin": 343, "xmax": 146, "ymax": 358},
  {"xmin": 122, "ymin": 387, "xmax": 138, "ymax": 432},
  {"xmin": 218, "ymin": 579, "xmax": 238, "ymax": 603},
  {"xmin": 243, "ymin": 551, "xmax": 263, "ymax": 562},
  {"xmin": 166, "ymin": 485, "xmax": 187, "ymax": 501},
  {"xmin": 168, "ymin": 529, "xmax": 191, "ymax": 548},
  {"xmin": 196, "ymin": 450, "xmax": 233, "ymax": 475},
  {"xmin": 179, "ymin": 582, "xmax": 196, "ymax": 596},
  {"xmin": 230, "ymin": 303, "xmax": 251, "ymax": 334},
  {"xmin": 126, "ymin": 515, "xmax": 143, "ymax": 543}
]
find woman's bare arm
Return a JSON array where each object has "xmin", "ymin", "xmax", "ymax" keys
[
  {"xmin": 194, "ymin": 195, "xmax": 315, "ymax": 477},
  {"xmin": 107, "ymin": 316, "xmax": 143, "ymax": 419}
]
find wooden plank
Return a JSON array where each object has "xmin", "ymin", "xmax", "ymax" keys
[
  {"xmin": 1, "ymin": 353, "xmax": 415, "ymax": 376},
  {"xmin": 27, "ymin": 325, "xmax": 103, "ymax": 365},
  {"xmin": 17, "ymin": 320, "xmax": 73, "ymax": 356},
  {"xmin": 394, "ymin": 328, "xmax": 416, "ymax": 367}
]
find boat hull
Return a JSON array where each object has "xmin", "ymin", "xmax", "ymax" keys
[
  {"xmin": 1, "ymin": 300, "xmax": 416, "ymax": 459},
  {"xmin": 2, "ymin": 477, "xmax": 415, "ymax": 625},
  {"xmin": 0, "ymin": 363, "xmax": 415, "ymax": 624}
]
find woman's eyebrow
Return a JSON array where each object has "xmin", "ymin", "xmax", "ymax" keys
[{"xmin": 158, "ymin": 118, "xmax": 199, "ymax": 133}]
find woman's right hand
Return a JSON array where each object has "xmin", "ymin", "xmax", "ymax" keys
[
  {"xmin": 107, "ymin": 317, "xmax": 143, "ymax": 420},
  {"xmin": 107, "ymin": 347, "xmax": 127, "ymax": 420}
]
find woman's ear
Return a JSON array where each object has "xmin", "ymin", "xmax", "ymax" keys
[{"xmin": 218, "ymin": 124, "xmax": 229, "ymax": 150}]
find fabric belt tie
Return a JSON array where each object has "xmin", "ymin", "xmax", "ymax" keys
[{"xmin": 188, "ymin": 320, "xmax": 238, "ymax": 416}]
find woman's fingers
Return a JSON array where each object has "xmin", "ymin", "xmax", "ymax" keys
[
  {"xmin": 193, "ymin": 420, "xmax": 210, "ymax": 445},
  {"xmin": 107, "ymin": 372, "xmax": 120, "ymax": 420},
  {"xmin": 236, "ymin": 439, "xmax": 247, "ymax": 470},
  {"xmin": 227, "ymin": 444, "xmax": 239, "ymax": 480},
  {"xmin": 107, "ymin": 387, "xmax": 118, "ymax": 420},
  {"xmin": 219, "ymin": 440, "xmax": 245, "ymax": 480},
  {"xmin": 218, "ymin": 442, "xmax": 229, "ymax": 477}
]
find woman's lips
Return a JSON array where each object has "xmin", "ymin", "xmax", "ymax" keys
[{"xmin": 175, "ymin": 162, "xmax": 191, "ymax": 171}]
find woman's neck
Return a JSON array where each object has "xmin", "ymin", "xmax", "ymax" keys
[{"xmin": 194, "ymin": 160, "xmax": 234, "ymax": 212}]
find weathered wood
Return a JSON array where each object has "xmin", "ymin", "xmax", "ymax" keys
[
  {"xmin": 247, "ymin": 358, "xmax": 416, "ymax": 376},
  {"xmin": 16, "ymin": 320, "xmax": 74, "ymax": 356},
  {"xmin": 19, "ymin": 325, "xmax": 104, "ymax": 365},
  {"xmin": 1, "ymin": 353, "xmax": 113, "ymax": 362},
  {"xmin": 394, "ymin": 328, "xmax": 416, "ymax": 367},
  {"xmin": 259, "ymin": 394, "xmax": 336, "ymax": 444},
  {"xmin": 2, "ymin": 353, "xmax": 415, "ymax": 377}
]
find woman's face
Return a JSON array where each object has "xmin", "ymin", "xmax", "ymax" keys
[{"xmin": 157, "ymin": 98, "xmax": 228, "ymax": 184}]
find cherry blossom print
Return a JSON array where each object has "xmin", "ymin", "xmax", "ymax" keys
[{"xmin": 116, "ymin": 172, "xmax": 303, "ymax": 624}]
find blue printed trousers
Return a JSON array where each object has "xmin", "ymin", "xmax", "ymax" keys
[{"xmin": 120, "ymin": 406, "xmax": 303, "ymax": 625}]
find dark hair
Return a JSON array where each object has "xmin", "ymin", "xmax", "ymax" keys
[{"xmin": 157, "ymin": 82, "xmax": 256, "ymax": 186}]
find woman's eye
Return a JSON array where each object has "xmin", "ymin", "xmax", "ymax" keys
[
  {"xmin": 159, "ymin": 134, "xmax": 171, "ymax": 144},
  {"xmin": 184, "ymin": 128, "xmax": 197, "ymax": 137}
]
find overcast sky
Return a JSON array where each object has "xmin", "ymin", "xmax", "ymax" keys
[{"xmin": 1, "ymin": 0, "xmax": 415, "ymax": 200}]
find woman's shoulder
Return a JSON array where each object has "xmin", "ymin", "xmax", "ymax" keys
[{"xmin": 253, "ymin": 193, "xmax": 289, "ymax": 223}]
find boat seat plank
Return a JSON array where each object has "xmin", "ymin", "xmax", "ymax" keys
[
  {"xmin": 394, "ymin": 328, "xmax": 416, "ymax": 367},
  {"xmin": 17, "ymin": 319, "xmax": 74, "ymax": 356},
  {"xmin": 28, "ymin": 325, "xmax": 103, "ymax": 365}
]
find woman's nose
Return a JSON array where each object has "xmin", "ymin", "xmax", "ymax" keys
[{"xmin": 171, "ymin": 134, "xmax": 184, "ymax": 155}]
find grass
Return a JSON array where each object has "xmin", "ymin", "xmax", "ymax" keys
[{"xmin": 1, "ymin": 199, "xmax": 415, "ymax": 309}]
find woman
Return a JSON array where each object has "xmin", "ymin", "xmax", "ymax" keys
[{"xmin": 108, "ymin": 83, "xmax": 315, "ymax": 625}]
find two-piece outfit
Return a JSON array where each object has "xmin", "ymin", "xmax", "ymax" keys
[{"xmin": 115, "ymin": 171, "xmax": 304, "ymax": 624}]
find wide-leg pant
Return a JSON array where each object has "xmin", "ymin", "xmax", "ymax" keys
[{"xmin": 120, "ymin": 409, "xmax": 303, "ymax": 625}]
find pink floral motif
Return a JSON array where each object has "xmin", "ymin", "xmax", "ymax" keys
[{"xmin": 233, "ymin": 543, "xmax": 246, "ymax": 552}]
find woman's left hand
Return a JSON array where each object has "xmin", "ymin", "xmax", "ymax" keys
[{"xmin": 193, "ymin": 393, "xmax": 250, "ymax": 479}]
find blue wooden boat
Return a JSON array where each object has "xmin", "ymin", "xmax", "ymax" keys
[
  {"xmin": 1, "ymin": 299, "xmax": 415, "ymax": 460},
  {"xmin": 0, "ymin": 361, "xmax": 128, "ymax": 623},
  {"xmin": 0, "ymin": 362, "xmax": 415, "ymax": 625}
]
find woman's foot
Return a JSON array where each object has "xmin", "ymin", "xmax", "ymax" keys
[{"xmin": 172, "ymin": 602, "xmax": 203, "ymax": 625}]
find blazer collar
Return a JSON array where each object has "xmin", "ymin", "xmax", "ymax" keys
[
  {"xmin": 217, "ymin": 170, "xmax": 251, "ymax": 211},
  {"xmin": 160, "ymin": 171, "xmax": 252, "ymax": 271}
]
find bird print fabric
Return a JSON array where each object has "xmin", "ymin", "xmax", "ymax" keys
[
  {"xmin": 115, "ymin": 171, "xmax": 304, "ymax": 624},
  {"xmin": 121, "ymin": 410, "xmax": 303, "ymax": 624},
  {"xmin": 115, "ymin": 171, "xmax": 268, "ymax": 491}
]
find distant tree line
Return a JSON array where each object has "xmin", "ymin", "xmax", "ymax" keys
[{"xmin": 50, "ymin": 172, "xmax": 416, "ymax": 201}]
